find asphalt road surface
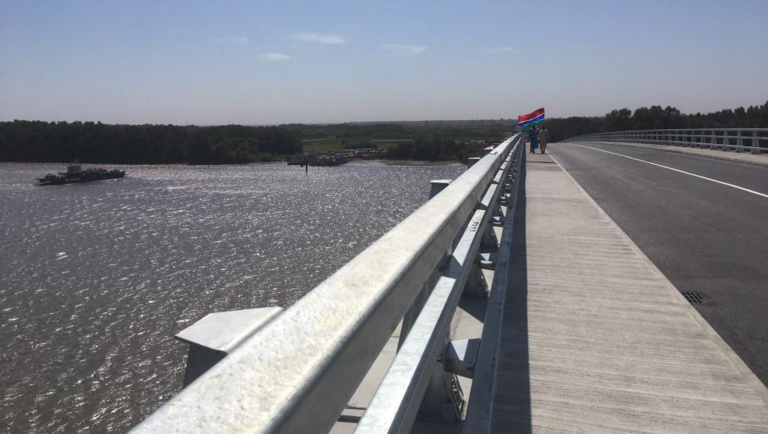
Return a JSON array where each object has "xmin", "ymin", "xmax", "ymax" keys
[{"xmin": 547, "ymin": 141, "xmax": 768, "ymax": 386}]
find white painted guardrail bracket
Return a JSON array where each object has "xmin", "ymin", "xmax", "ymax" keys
[
  {"xmin": 174, "ymin": 307, "xmax": 283, "ymax": 387},
  {"xmin": 443, "ymin": 338, "xmax": 481, "ymax": 379},
  {"xmin": 478, "ymin": 252, "xmax": 496, "ymax": 270},
  {"xmin": 498, "ymin": 192, "xmax": 509, "ymax": 205}
]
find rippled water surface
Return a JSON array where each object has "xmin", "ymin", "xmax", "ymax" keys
[{"xmin": 0, "ymin": 161, "xmax": 465, "ymax": 433}]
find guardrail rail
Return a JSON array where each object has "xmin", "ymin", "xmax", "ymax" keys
[
  {"xmin": 131, "ymin": 133, "xmax": 525, "ymax": 434},
  {"xmin": 568, "ymin": 128, "xmax": 768, "ymax": 154}
]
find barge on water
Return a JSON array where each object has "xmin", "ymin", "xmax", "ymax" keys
[
  {"xmin": 37, "ymin": 164, "xmax": 126, "ymax": 186},
  {"xmin": 287, "ymin": 154, "xmax": 348, "ymax": 167}
]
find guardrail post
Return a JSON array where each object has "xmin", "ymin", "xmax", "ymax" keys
[
  {"xmin": 736, "ymin": 130, "xmax": 744, "ymax": 153},
  {"xmin": 429, "ymin": 179, "xmax": 452, "ymax": 199},
  {"xmin": 174, "ymin": 307, "xmax": 284, "ymax": 387},
  {"xmin": 419, "ymin": 362, "xmax": 465, "ymax": 423},
  {"xmin": 464, "ymin": 255, "xmax": 489, "ymax": 298},
  {"xmin": 752, "ymin": 130, "xmax": 762, "ymax": 154},
  {"xmin": 467, "ymin": 157, "xmax": 481, "ymax": 168},
  {"xmin": 710, "ymin": 130, "xmax": 717, "ymax": 150}
]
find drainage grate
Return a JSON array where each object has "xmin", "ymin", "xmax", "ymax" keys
[{"xmin": 681, "ymin": 291, "xmax": 709, "ymax": 305}]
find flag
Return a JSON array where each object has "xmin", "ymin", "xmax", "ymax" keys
[{"xmin": 517, "ymin": 108, "xmax": 545, "ymax": 129}]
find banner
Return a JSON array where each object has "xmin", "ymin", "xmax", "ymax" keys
[{"xmin": 517, "ymin": 108, "xmax": 545, "ymax": 129}]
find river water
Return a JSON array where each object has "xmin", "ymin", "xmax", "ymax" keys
[{"xmin": 0, "ymin": 161, "xmax": 465, "ymax": 433}]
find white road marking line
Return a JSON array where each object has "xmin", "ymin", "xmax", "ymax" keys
[{"xmin": 572, "ymin": 144, "xmax": 768, "ymax": 199}]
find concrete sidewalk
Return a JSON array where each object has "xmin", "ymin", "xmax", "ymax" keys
[
  {"xmin": 489, "ymin": 151, "xmax": 768, "ymax": 433},
  {"xmin": 582, "ymin": 140, "xmax": 768, "ymax": 167}
]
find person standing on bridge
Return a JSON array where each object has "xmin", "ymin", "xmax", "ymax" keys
[
  {"xmin": 528, "ymin": 125, "xmax": 539, "ymax": 154},
  {"xmin": 539, "ymin": 126, "xmax": 550, "ymax": 154}
]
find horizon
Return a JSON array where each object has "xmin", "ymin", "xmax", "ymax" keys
[
  {"xmin": 5, "ymin": 100, "xmax": 762, "ymax": 128},
  {"xmin": 2, "ymin": 0, "xmax": 767, "ymax": 125}
]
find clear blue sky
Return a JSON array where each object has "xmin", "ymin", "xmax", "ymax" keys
[{"xmin": 1, "ymin": 0, "xmax": 766, "ymax": 125}]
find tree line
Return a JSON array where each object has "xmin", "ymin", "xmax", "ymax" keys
[
  {"xmin": 286, "ymin": 119, "xmax": 515, "ymax": 162},
  {"xmin": 2, "ymin": 103, "xmax": 765, "ymax": 164},
  {"xmin": 545, "ymin": 101, "xmax": 768, "ymax": 142},
  {"xmin": 0, "ymin": 119, "xmax": 514, "ymax": 164},
  {"xmin": 0, "ymin": 121, "xmax": 301, "ymax": 164},
  {"xmin": 385, "ymin": 134, "xmax": 471, "ymax": 161}
]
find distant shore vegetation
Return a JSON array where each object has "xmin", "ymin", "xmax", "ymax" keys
[
  {"xmin": 546, "ymin": 101, "xmax": 768, "ymax": 142},
  {"xmin": 0, "ymin": 122, "xmax": 301, "ymax": 165},
  {"xmin": 1, "ymin": 102, "xmax": 766, "ymax": 165},
  {"xmin": 0, "ymin": 119, "xmax": 512, "ymax": 165}
]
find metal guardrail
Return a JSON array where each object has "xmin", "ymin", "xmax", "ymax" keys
[
  {"xmin": 132, "ymin": 133, "xmax": 525, "ymax": 434},
  {"xmin": 567, "ymin": 128, "xmax": 768, "ymax": 154},
  {"xmin": 356, "ymin": 138, "xmax": 522, "ymax": 433}
]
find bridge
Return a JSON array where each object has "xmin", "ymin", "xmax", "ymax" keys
[{"xmin": 131, "ymin": 129, "xmax": 768, "ymax": 433}]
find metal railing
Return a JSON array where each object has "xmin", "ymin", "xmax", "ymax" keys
[
  {"xmin": 567, "ymin": 128, "xmax": 768, "ymax": 154},
  {"xmin": 131, "ymin": 133, "xmax": 525, "ymax": 433}
]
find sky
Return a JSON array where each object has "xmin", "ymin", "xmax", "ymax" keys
[{"xmin": 1, "ymin": 0, "xmax": 767, "ymax": 125}]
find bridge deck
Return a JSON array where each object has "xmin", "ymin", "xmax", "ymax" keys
[{"xmin": 489, "ymin": 152, "xmax": 768, "ymax": 433}]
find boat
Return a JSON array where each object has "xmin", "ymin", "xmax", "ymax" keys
[
  {"xmin": 36, "ymin": 164, "xmax": 126, "ymax": 186},
  {"xmin": 286, "ymin": 153, "xmax": 349, "ymax": 167}
]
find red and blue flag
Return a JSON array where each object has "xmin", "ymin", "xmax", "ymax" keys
[{"xmin": 517, "ymin": 108, "xmax": 545, "ymax": 129}]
